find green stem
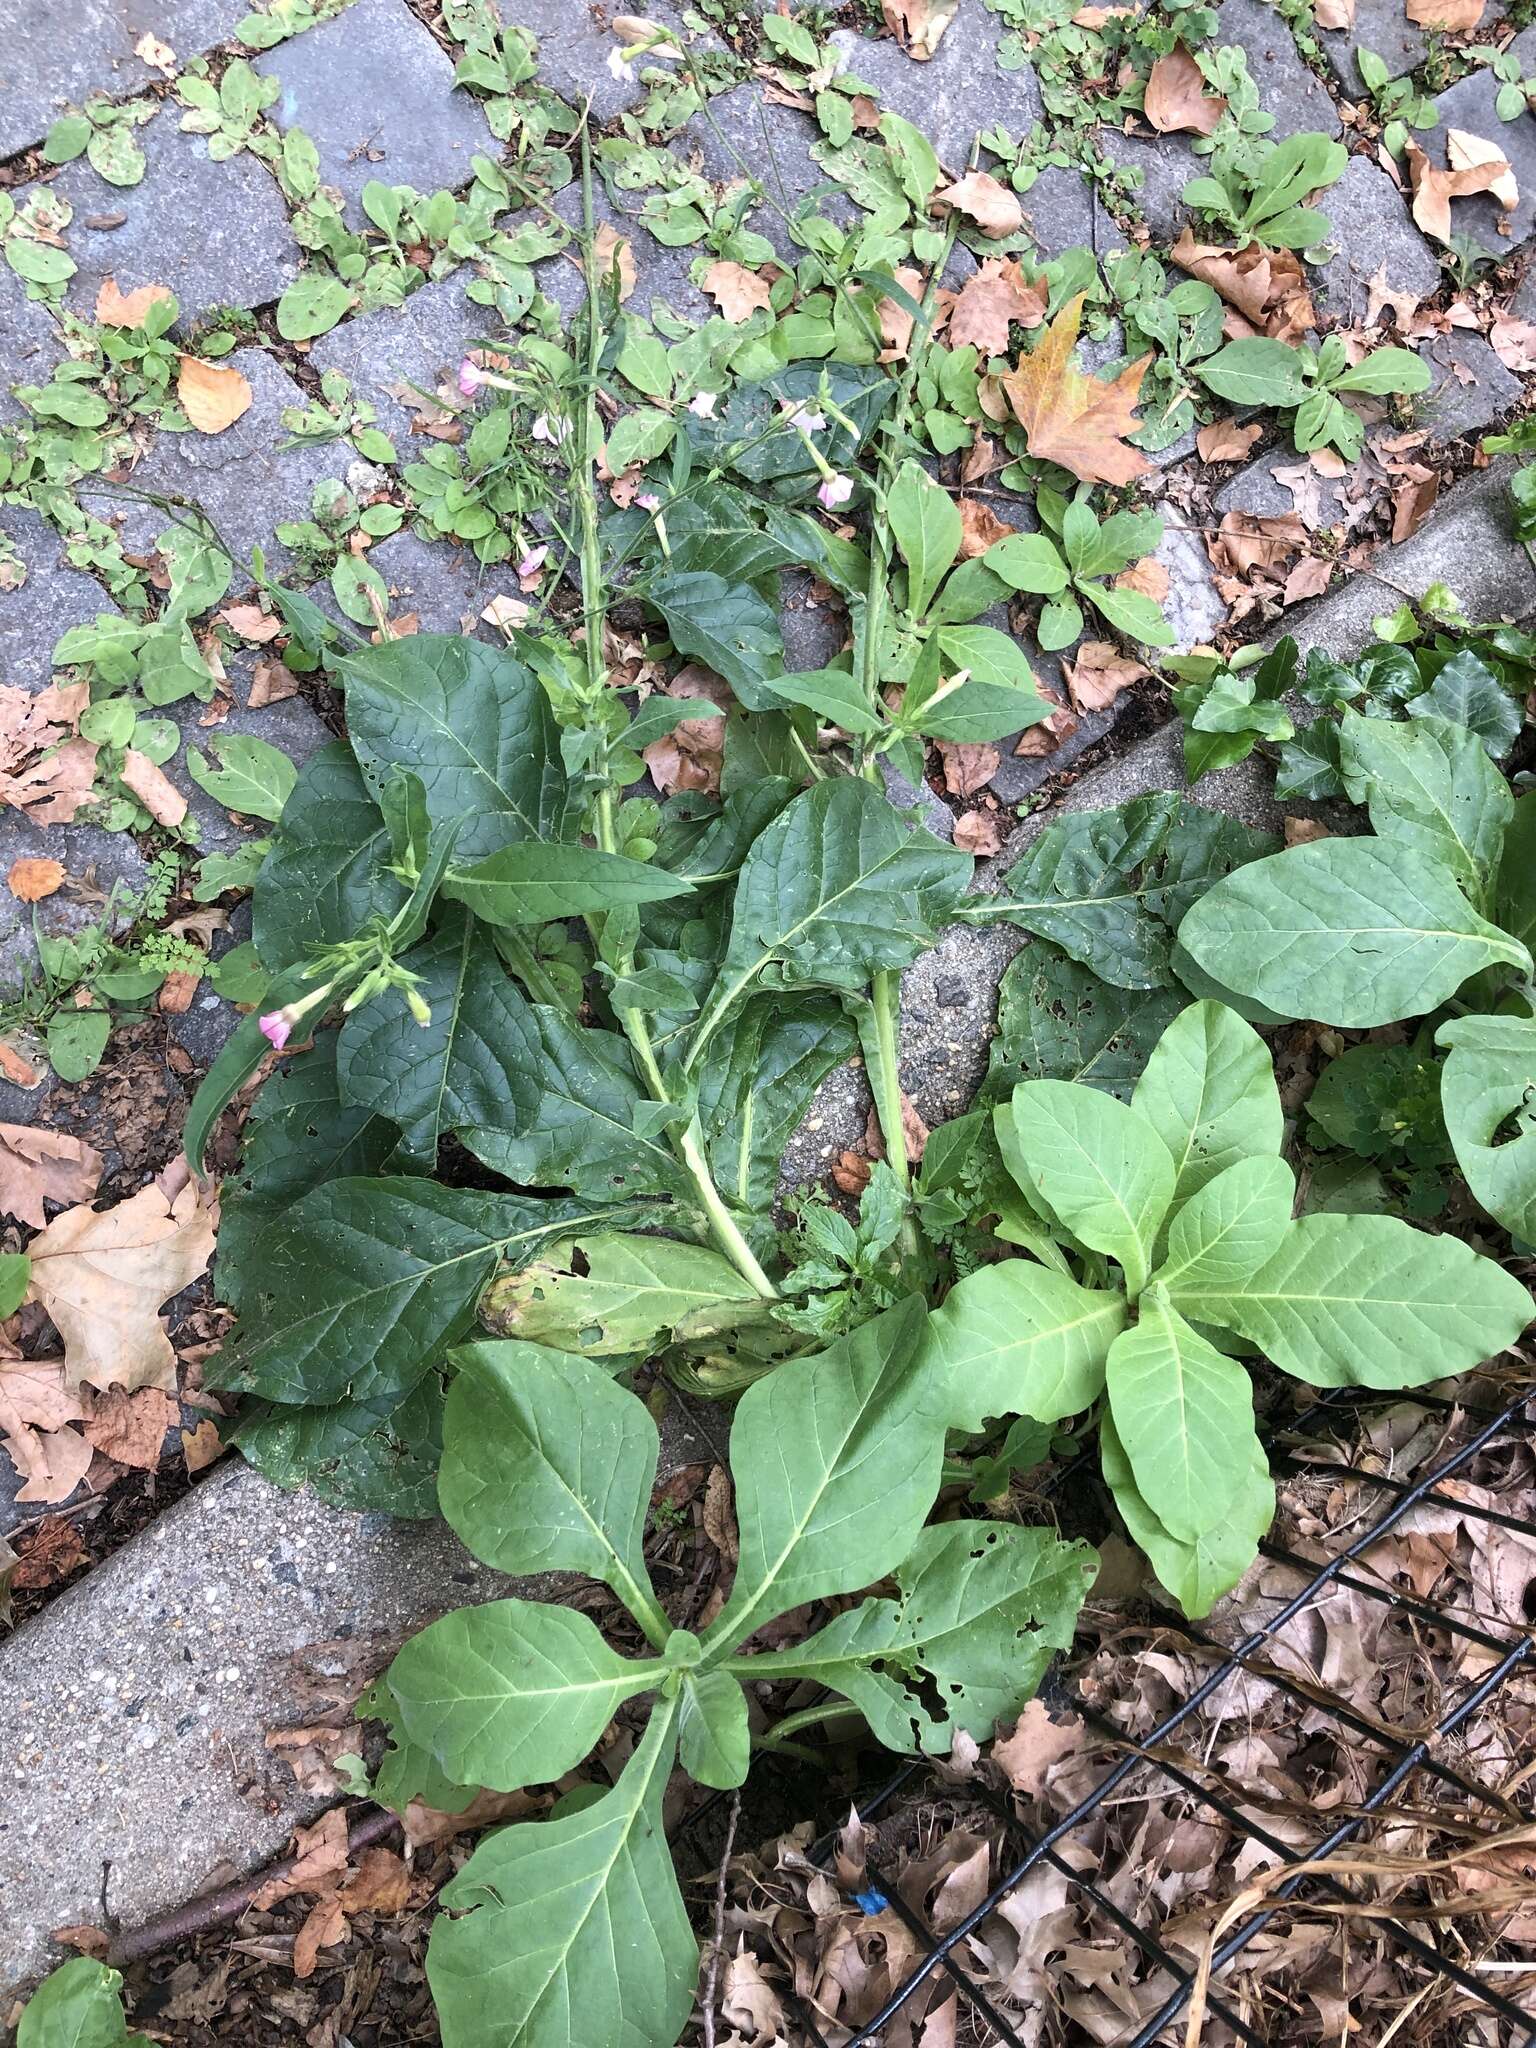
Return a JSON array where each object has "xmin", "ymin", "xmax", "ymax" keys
[
  {"xmin": 755, "ymin": 1702, "xmax": 865, "ymax": 1753},
  {"xmin": 495, "ymin": 928, "xmax": 567, "ymax": 1009}
]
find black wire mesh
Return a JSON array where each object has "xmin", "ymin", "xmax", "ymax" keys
[{"xmin": 679, "ymin": 1380, "xmax": 1536, "ymax": 2046}]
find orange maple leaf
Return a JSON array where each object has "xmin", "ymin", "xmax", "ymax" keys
[{"xmin": 999, "ymin": 293, "xmax": 1152, "ymax": 487}]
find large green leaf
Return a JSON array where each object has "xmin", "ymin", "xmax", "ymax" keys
[
  {"xmin": 1496, "ymin": 789, "xmax": 1536, "ymax": 959},
  {"xmin": 459, "ymin": 1004, "xmax": 692, "ymax": 1203},
  {"xmin": 1436, "ymin": 1014, "xmax": 1536, "ymax": 1244},
  {"xmin": 1131, "ymin": 1000, "xmax": 1282, "ymax": 1208},
  {"xmin": 440, "ymin": 1341, "xmax": 666, "ymax": 1636},
  {"xmin": 253, "ymin": 742, "xmax": 404, "ymax": 970},
  {"xmin": 234, "ymin": 1379, "xmax": 443, "ymax": 1517},
  {"xmin": 729, "ymin": 1521, "xmax": 1095, "ymax": 1753},
  {"xmin": 695, "ymin": 994, "xmax": 859, "ymax": 1214},
  {"xmin": 983, "ymin": 944, "xmax": 1184, "ymax": 1102},
  {"xmin": 341, "ymin": 635, "xmax": 566, "ymax": 862},
  {"xmin": 645, "ymin": 568, "xmax": 784, "ymax": 708},
  {"xmin": 1338, "ymin": 710, "xmax": 1512, "ymax": 906},
  {"xmin": 1152, "ymin": 1155, "xmax": 1295, "ymax": 1295},
  {"xmin": 17, "ymin": 1961, "xmax": 152, "ymax": 2048},
  {"xmin": 427, "ymin": 1703, "xmax": 695, "ymax": 2048},
  {"xmin": 677, "ymin": 1670, "xmax": 750, "ymax": 1789},
  {"xmin": 485, "ymin": 1231, "xmax": 767, "ymax": 1357},
  {"xmin": 336, "ymin": 913, "xmax": 541, "ymax": 1165},
  {"xmin": 971, "ymin": 795, "xmax": 1278, "ymax": 990},
  {"xmin": 1178, "ymin": 839, "xmax": 1531, "ymax": 1029},
  {"xmin": 220, "ymin": 1030, "xmax": 395, "ymax": 1211},
  {"xmin": 1105, "ymin": 1285, "xmax": 1257, "ymax": 1542},
  {"xmin": 888, "ymin": 457, "xmax": 961, "ymax": 619},
  {"xmin": 1101, "ymin": 1410, "xmax": 1273, "ymax": 1618},
  {"xmin": 706, "ymin": 1296, "xmax": 942, "ymax": 1646},
  {"xmin": 443, "ymin": 841, "xmax": 692, "ymax": 923},
  {"xmin": 699, "ymin": 778, "xmax": 970, "ymax": 1042},
  {"xmin": 212, "ymin": 1181, "xmax": 595, "ymax": 1407},
  {"xmin": 1194, "ymin": 337, "xmax": 1312, "ymax": 408},
  {"xmin": 1169, "ymin": 1212, "xmax": 1533, "ymax": 1387},
  {"xmin": 384, "ymin": 1600, "xmax": 664, "ymax": 1793},
  {"xmin": 1002, "ymin": 1081, "xmax": 1175, "ymax": 1295},
  {"xmin": 924, "ymin": 1259, "xmax": 1127, "ymax": 1431}
]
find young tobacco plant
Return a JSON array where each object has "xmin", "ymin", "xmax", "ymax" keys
[
  {"xmin": 1195, "ymin": 332, "xmax": 1430, "ymax": 462},
  {"xmin": 925, "ymin": 998, "xmax": 1532, "ymax": 1615},
  {"xmin": 1181, "ymin": 130, "xmax": 1348, "ymax": 250},
  {"xmin": 359, "ymin": 1310, "xmax": 1095, "ymax": 2048},
  {"xmin": 1182, "ymin": 709, "xmax": 1536, "ymax": 1247},
  {"xmin": 10, "ymin": 1961, "xmax": 149, "ymax": 2048}
]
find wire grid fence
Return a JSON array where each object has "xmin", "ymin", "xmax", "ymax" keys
[{"xmin": 676, "ymin": 1379, "xmax": 1536, "ymax": 2046}]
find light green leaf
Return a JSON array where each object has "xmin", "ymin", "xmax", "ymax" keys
[
  {"xmin": 1002, "ymin": 1081, "xmax": 1175, "ymax": 1295},
  {"xmin": 443, "ymin": 841, "xmax": 691, "ymax": 923},
  {"xmin": 1436, "ymin": 1014, "xmax": 1536, "ymax": 1244},
  {"xmin": 910, "ymin": 670, "xmax": 1049, "ymax": 744},
  {"xmin": 696, "ymin": 995, "xmax": 858, "ymax": 1216},
  {"xmin": 1105, "ymin": 1285, "xmax": 1256, "ymax": 1542},
  {"xmin": 887, "ymin": 458, "xmax": 961, "ymax": 618},
  {"xmin": 441, "ymin": 1341, "xmax": 666, "ymax": 1634},
  {"xmin": 760, "ymin": 667, "xmax": 883, "ymax": 734},
  {"xmin": 47, "ymin": 1007, "xmax": 110, "ymax": 1083},
  {"xmin": 17, "ymin": 1960, "xmax": 152, "ymax": 2048},
  {"xmin": 934, "ymin": 622, "xmax": 1038, "ymax": 694},
  {"xmin": 1337, "ymin": 710, "xmax": 1512, "ymax": 905},
  {"xmin": 41, "ymin": 115, "xmax": 91, "ymax": 164},
  {"xmin": 1178, "ymin": 838, "xmax": 1531, "ymax": 1029},
  {"xmin": 706, "ymin": 1296, "xmax": 942, "ymax": 1647},
  {"xmin": 678, "ymin": 1670, "xmax": 750, "ymax": 1788},
  {"xmin": 924, "ymin": 1258, "xmax": 1127, "ymax": 1431},
  {"xmin": 1497, "ymin": 790, "xmax": 1536, "ymax": 958},
  {"xmin": 384, "ymin": 1599, "xmax": 663, "ymax": 1792},
  {"xmin": 729, "ymin": 1521, "xmax": 1095, "ymax": 1754},
  {"xmin": 187, "ymin": 734, "xmax": 297, "ymax": 822},
  {"xmin": 1083, "ymin": 580, "xmax": 1174, "ymax": 646},
  {"xmin": 0, "ymin": 1253, "xmax": 29, "ymax": 1320},
  {"xmin": 1131, "ymin": 1000, "xmax": 1283, "ymax": 1207},
  {"xmin": 1331, "ymin": 346, "xmax": 1429, "ymax": 396},
  {"xmin": 605, "ymin": 408, "xmax": 676, "ymax": 470},
  {"xmin": 1168, "ymin": 1212, "xmax": 1533, "ymax": 1387},
  {"xmin": 983, "ymin": 532, "xmax": 1070, "ymax": 596},
  {"xmin": 276, "ymin": 270, "xmax": 355, "ymax": 341},
  {"xmin": 1152, "ymin": 1155, "xmax": 1296, "ymax": 1294},
  {"xmin": 213, "ymin": 1180, "xmax": 592, "ymax": 1407},
  {"xmin": 341, "ymin": 635, "xmax": 565, "ymax": 863},
  {"xmin": 486, "ymin": 1230, "xmax": 766, "ymax": 1357},
  {"xmin": 1194, "ymin": 338, "xmax": 1312, "ymax": 409},
  {"xmin": 427, "ymin": 1704, "xmax": 695, "ymax": 2048},
  {"xmin": 1102, "ymin": 1411, "xmax": 1273, "ymax": 1618}
]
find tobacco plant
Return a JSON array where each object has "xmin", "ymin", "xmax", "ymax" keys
[
  {"xmin": 923, "ymin": 998, "xmax": 1531, "ymax": 1616},
  {"xmin": 361, "ymin": 1312, "xmax": 1094, "ymax": 2047}
]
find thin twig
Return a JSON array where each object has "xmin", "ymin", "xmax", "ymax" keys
[
  {"xmin": 103, "ymin": 1805, "xmax": 401, "ymax": 1969},
  {"xmin": 700, "ymin": 1789, "xmax": 742, "ymax": 2048}
]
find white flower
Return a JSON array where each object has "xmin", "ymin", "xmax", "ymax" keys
[
  {"xmin": 531, "ymin": 412, "xmax": 570, "ymax": 445},
  {"xmin": 687, "ymin": 390, "xmax": 719, "ymax": 418},
  {"xmin": 606, "ymin": 45, "xmax": 635, "ymax": 82},
  {"xmin": 817, "ymin": 472, "xmax": 854, "ymax": 510}
]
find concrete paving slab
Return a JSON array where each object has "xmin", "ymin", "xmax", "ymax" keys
[
  {"xmin": 307, "ymin": 269, "xmax": 495, "ymax": 448},
  {"xmin": 1315, "ymin": 0, "xmax": 1424, "ymax": 92},
  {"xmin": 52, "ymin": 105, "xmax": 300, "ymax": 328},
  {"xmin": 1420, "ymin": 34, "xmax": 1536, "ymax": 255},
  {"xmin": 828, "ymin": 9, "xmax": 1041, "ymax": 172},
  {"xmin": 1316, "ymin": 153, "xmax": 1442, "ymax": 321},
  {"xmin": 508, "ymin": 0, "xmax": 709, "ymax": 122},
  {"xmin": 0, "ymin": 505, "xmax": 116, "ymax": 693},
  {"xmin": 0, "ymin": 268, "xmax": 65, "ymax": 426}
]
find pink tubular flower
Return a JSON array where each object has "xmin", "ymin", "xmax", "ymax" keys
[
  {"xmin": 817, "ymin": 472, "xmax": 854, "ymax": 510},
  {"xmin": 636, "ymin": 491, "xmax": 662, "ymax": 512},
  {"xmin": 258, "ymin": 1009, "xmax": 291, "ymax": 1051},
  {"xmin": 457, "ymin": 358, "xmax": 484, "ymax": 399},
  {"xmin": 531, "ymin": 412, "xmax": 569, "ymax": 445},
  {"xmin": 517, "ymin": 543, "xmax": 549, "ymax": 578},
  {"xmin": 687, "ymin": 390, "xmax": 719, "ymax": 419}
]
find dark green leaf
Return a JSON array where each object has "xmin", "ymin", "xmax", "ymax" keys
[
  {"xmin": 645, "ymin": 569, "xmax": 784, "ymax": 708},
  {"xmin": 253, "ymin": 744, "xmax": 404, "ymax": 971}
]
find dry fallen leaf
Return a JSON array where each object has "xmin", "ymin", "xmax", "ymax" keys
[
  {"xmin": 1170, "ymin": 230, "xmax": 1317, "ymax": 341},
  {"xmin": 119, "ymin": 747, "xmax": 188, "ymax": 828},
  {"xmin": 0, "ymin": 1356, "xmax": 92, "ymax": 1505},
  {"xmin": 1391, "ymin": 468, "xmax": 1439, "ymax": 541},
  {"xmin": 1065, "ymin": 640, "xmax": 1148, "ymax": 712},
  {"xmin": 642, "ymin": 664, "xmax": 731, "ymax": 795},
  {"xmin": 94, "ymin": 277, "xmax": 174, "ymax": 328},
  {"xmin": 945, "ymin": 257, "xmax": 1048, "ymax": 356},
  {"xmin": 0, "ymin": 1124, "xmax": 103, "ymax": 1229},
  {"xmin": 157, "ymin": 969, "xmax": 202, "ymax": 1014},
  {"xmin": 1312, "ymin": 0, "xmax": 1354, "ymax": 23},
  {"xmin": 181, "ymin": 1417, "xmax": 226, "ymax": 1473},
  {"xmin": 1490, "ymin": 309, "xmax": 1536, "ymax": 372},
  {"xmin": 958, "ymin": 498, "xmax": 1016, "ymax": 556},
  {"xmin": 219, "ymin": 601, "xmax": 282, "ymax": 643},
  {"xmin": 1196, "ymin": 418, "xmax": 1264, "ymax": 463},
  {"xmin": 1404, "ymin": 133, "xmax": 1516, "ymax": 244},
  {"xmin": 1012, "ymin": 683, "xmax": 1079, "ymax": 757},
  {"xmin": 255, "ymin": 1810, "xmax": 351, "ymax": 1909},
  {"xmin": 881, "ymin": 0, "xmax": 958, "ymax": 60},
  {"xmin": 1365, "ymin": 261, "xmax": 1427, "ymax": 331},
  {"xmin": 24, "ymin": 1179, "xmax": 218, "ymax": 1395},
  {"xmin": 0, "ymin": 738, "xmax": 99, "ymax": 826},
  {"xmin": 993, "ymin": 1701, "xmax": 1087, "ymax": 1798},
  {"xmin": 0, "ymin": 1043, "xmax": 41, "ymax": 1089},
  {"xmin": 999, "ymin": 294, "xmax": 1151, "ymax": 486},
  {"xmin": 7, "ymin": 856, "xmax": 65, "ymax": 901},
  {"xmin": 865, "ymin": 1092, "xmax": 929, "ymax": 1164},
  {"xmin": 1281, "ymin": 555, "xmax": 1334, "ymax": 605},
  {"xmin": 593, "ymin": 221, "xmax": 637, "ymax": 303},
  {"xmin": 293, "ymin": 1894, "xmax": 348, "ymax": 1980},
  {"xmin": 342, "ymin": 1846, "xmax": 412, "ymax": 1916},
  {"xmin": 702, "ymin": 259, "xmax": 774, "ymax": 322},
  {"xmin": 931, "ymin": 171, "xmax": 1023, "ymax": 239},
  {"xmin": 1406, "ymin": 0, "xmax": 1484, "ymax": 26},
  {"xmin": 877, "ymin": 263, "xmax": 926, "ymax": 363},
  {"xmin": 247, "ymin": 657, "xmax": 299, "ymax": 708},
  {"xmin": 177, "ymin": 354, "xmax": 254, "ymax": 434},
  {"xmin": 934, "ymin": 739, "xmax": 999, "ymax": 796},
  {"xmin": 133, "ymin": 29, "xmax": 177, "ymax": 70},
  {"xmin": 953, "ymin": 809, "xmax": 1005, "ymax": 856},
  {"xmin": 1143, "ymin": 45, "xmax": 1226, "ymax": 136},
  {"xmin": 85, "ymin": 1385, "xmax": 177, "ymax": 1470}
]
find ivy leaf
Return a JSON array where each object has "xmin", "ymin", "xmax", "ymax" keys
[
  {"xmin": 383, "ymin": 1600, "xmax": 665, "ymax": 1793},
  {"xmin": 645, "ymin": 569, "xmax": 784, "ymax": 708},
  {"xmin": 212, "ymin": 1180, "xmax": 595, "ymax": 1407},
  {"xmin": 705, "ymin": 1297, "xmax": 942, "ymax": 1648},
  {"xmin": 335, "ymin": 913, "xmax": 542, "ymax": 1167},
  {"xmin": 1001, "ymin": 1082, "xmax": 1175, "ymax": 1295},
  {"xmin": 187, "ymin": 734, "xmax": 297, "ymax": 822},
  {"xmin": 924, "ymin": 1258, "xmax": 1128, "ymax": 1431},
  {"xmin": 887, "ymin": 458, "xmax": 961, "ymax": 618},
  {"xmin": 1337, "ymin": 711, "xmax": 1512, "ymax": 907},
  {"xmin": 1177, "ymin": 839, "xmax": 1531, "ymax": 1028},
  {"xmin": 1436, "ymin": 1015, "xmax": 1536, "ymax": 1244},
  {"xmin": 1131, "ymin": 999, "xmax": 1283, "ymax": 1208},
  {"xmin": 1101, "ymin": 1410, "xmax": 1273, "ymax": 1618},
  {"xmin": 341, "ymin": 636, "xmax": 566, "ymax": 862},
  {"xmin": 1152, "ymin": 1155, "xmax": 1296, "ymax": 1295},
  {"xmin": 253, "ymin": 743, "xmax": 404, "ymax": 971},
  {"xmin": 442, "ymin": 841, "xmax": 692, "ymax": 923},
  {"xmin": 1105, "ymin": 1284, "xmax": 1257, "ymax": 1542},
  {"xmin": 976, "ymin": 794, "xmax": 1277, "ymax": 990},
  {"xmin": 704, "ymin": 778, "xmax": 971, "ymax": 1030},
  {"xmin": 439, "ymin": 1340, "xmax": 667, "ymax": 1637},
  {"xmin": 1167, "ymin": 1213, "xmax": 1533, "ymax": 1387},
  {"xmin": 426, "ymin": 1705, "xmax": 695, "ymax": 2048},
  {"xmin": 486, "ymin": 1231, "xmax": 768, "ymax": 1357},
  {"xmin": 678, "ymin": 1670, "xmax": 751, "ymax": 1789},
  {"xmin": 1411, "ymin": 651, "xmax": 1522, "ymax": 758},
  {"xmin": 729, "ymin": 1521, "xmax": 1095, "ymax": 1754}
]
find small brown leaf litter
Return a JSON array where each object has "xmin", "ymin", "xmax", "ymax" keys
[
  {"xmin": 701, "ymin": 259, "xmax": 774, "ymax": 322},
  {"xmin": 94, "ymin": 277, "xmax": 174, "ymax": 328},
  {"xmin": 945, "ymin": 257, "xmax": 1048, "ymax": 356},
  {"xmin": 0, "ymin": 1123, "xmax": 102, "ymax": 1229},
  {"xmin": 1142, "ymin": 44, "xmax": 1226, "ymax": 135},
  {"xmin": 931, "ymin": 170, "xmax": 1023, "ymax": 238},
  {"xmin": 177, "ymin": 355, "xmax": 254, "ymax": 434},
  {"xmin": 7, "ymin": 856, "xmax": 65, "ymax": 901}
]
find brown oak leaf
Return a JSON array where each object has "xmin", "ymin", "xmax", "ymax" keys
[
  {"xmin": 702, "ymin": 260, "xmax": 774, "ymax": 322},
  {"xmin": 0, "ymin": 1124, "xmax": 102, "ymax": 1229}
]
